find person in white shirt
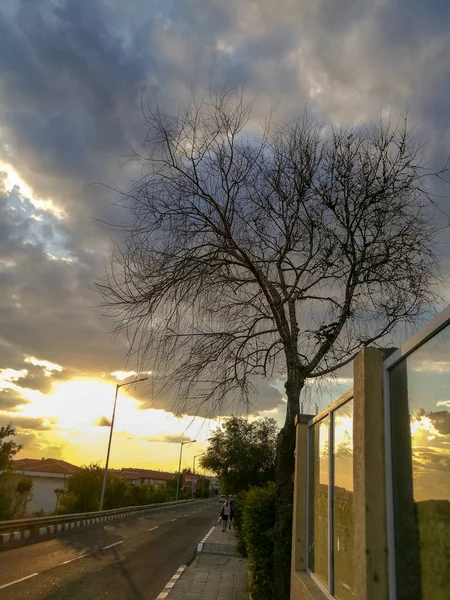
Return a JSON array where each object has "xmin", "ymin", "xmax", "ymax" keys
[{"xmin": 220, "ymin": 500, "xmax": 231, "ymax": 532}]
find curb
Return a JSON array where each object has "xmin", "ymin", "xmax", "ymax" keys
[
  {"xmin": 1, "ymin": 501, "xmax": 212, "ymax": 548},
  {"xmin": 156, "ymin": 564, "xmax": 187, "ymax": 599},
  {"xmin": 196, "ymin": 525, "xmax": 216, "ymax": 553}
]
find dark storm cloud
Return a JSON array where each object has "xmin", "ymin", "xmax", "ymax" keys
[
  {"xmin": 0, "ymin": 183, "xmax": 129, "ymax": 378},
  {"xmin": 0, "ymin": 389, "xmax": 29, "ymax": 411},
  {"xmin": 0, "ymin": 414, "xmax": 54, "ymax": 431},
  {"xmin": 0, "ymin": 0, "xmax": 449, "ymax": 427},
  {"xmin": 11, "ymin": 430, "xmax": 65, "ymax": 460},
  {"xmin": 134, "ymin": 376, "xmax": 284, "ymax": 418},
  {"xmin": 94, "ymin": 416, "xmax": 112, "ymax": 427},
  {"xmin": 15, "ymin": 363, "xmax": 68, "ymax": 394},
  {"xmin": 142, "ymin": 434, "xmax": 192, "ymax": 444}
]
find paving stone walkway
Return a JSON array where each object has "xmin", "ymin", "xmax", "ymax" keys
[{"xmin": 161, "ymin": 522, "xmax": 248, "ymax": 600}]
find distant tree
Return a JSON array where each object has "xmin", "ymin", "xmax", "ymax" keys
[
  {"xmin": 58, "ymin": 463, "xmax": 103, "ymax": 513},
  {"xmin": 200, "ymin": 416, "xmax": 277, "ymax": 494},
  {"xmin": 100, "ymin": 88, "xmax": 447, "ymax": 598},
  {"xmin": 58, "ymin": 463, "xmax": 131, "ymax": 513},
  {"xmin": 0, "ymin": 423, "xmax": 23, "ymax": 470},
  {"xmin": 0, "ymin": 474, "xmax": 33, "ymax": 520},
  {"xmin": 0, "ymin": 423, "xmax": 32, "ymax": 519},
  {"xmin": 199, "ymin": 476, "xmax": 210, "ymax": 498}
]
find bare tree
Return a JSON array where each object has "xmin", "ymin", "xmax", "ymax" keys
[{"xmin": 98, "ymin": 88, "xmax": 445, "ymax": 599}]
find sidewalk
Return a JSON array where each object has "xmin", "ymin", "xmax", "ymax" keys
[{"xmin": 159, "ymin": 521, "xmax": 248, "ymax": 599}]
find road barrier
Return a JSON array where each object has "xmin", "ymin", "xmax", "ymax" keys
[{"xmin": 0, "ymin": 498, "xmax": 212, "ymax": 547}]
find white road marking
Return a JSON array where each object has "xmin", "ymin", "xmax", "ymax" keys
[
  {"xmin": 183, "ymin": 514, "xmax": 188, "ymax": 517},
  {"xmin": 61, "ymin": 554, "xmax": 90, "ymax": 565},
  {"xmin": 102, "ymin": 540, "xmax": 124, "ymax": 550},
  {"xmin": 156, "ymin": 565, "xmax": 187, "ymax": 599},
  {"xmin": 148, "ymin": 526, "xmax": 159, "ymax": 532},
  {"xmin": 170, "ymin": 518, "xmax": 177, "ymax": 522},
  {"xmin": 0, "ymin": 573, "xmax": 39, "ymax": 590},
  {"xmin": 197, "ymin": 525, "xmax": 216, "ymax": 553}
]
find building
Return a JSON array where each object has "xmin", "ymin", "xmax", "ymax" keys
[
  {"xmin": 112, "ymin": 468, "xmax": 174, "ymax": 487},
  {"xmin": 182, "ymin": 473, "xmax": 201, "ymax": 493},
  {"xmin": 12, "ymin": 458, "xmax": 81, "ymax": 514},
  {"xmin": 6, "ymin": 462, "xmax": 176, "ymax": 515},
  {"xmin": 290, "ymin": 305, "xmax": 450, "ymax": 600}
]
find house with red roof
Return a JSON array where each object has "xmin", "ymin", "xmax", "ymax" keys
[
  {"xmin": 11, "ymin": 458, "xmax": 82, "ymax": 514},
  {"xmin": 7, "ymin": 461, "xmax": 177, "ymax": 515},
  {"xmin": 112, "ymin": 468, "xmax": 175, "ymax": 487}
]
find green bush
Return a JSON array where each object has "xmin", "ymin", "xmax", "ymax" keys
[
  {"xmin": 241, "ymin": 483, "xmax": 277, "ymax": 600},
  {"xmin": 0, "ymin": 473, "xmax": 33, "ymax": 519},
  {"xmin": 416, "ymin": 500, "xmax": 450, "ymax": 600},
  {"xmin": 234, "ymin": 490, "xmax": 248, "ymax": 556}
]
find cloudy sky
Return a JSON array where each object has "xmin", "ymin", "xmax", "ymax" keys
[{"xmin": 0, "ymin": 0, "xmax": 449, "ymax": 471}]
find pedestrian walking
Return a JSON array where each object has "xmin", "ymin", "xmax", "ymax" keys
[
  {"xmin": 220, "ymin": 499, "xmax": 231, "ymax": 532},
  {"xmin": 229, "ymin": 496, "xmax": 235, "ymax": 529}
]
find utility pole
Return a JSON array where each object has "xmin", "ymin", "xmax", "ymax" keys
[
  {"xmin": 193, "ymin": 453, "xmax": 204, "ymax": 500},
  {"xmin": 175, "ymin": 440, "xmax": 196, "ymax": 501},
  {"xmin": 99, "ymin": 376, "xmax": 148, "ymax": 511}
]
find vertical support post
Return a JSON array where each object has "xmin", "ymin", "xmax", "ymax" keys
[
  {"xmin": 328, "ymin": 412, "xmax": 335, "ymax": 595},
  {"xmin": 353, "ymin": 347, "xmax": 392, "ymax": 600},
  {"xmin": 176, "ymin": 443, "xmax": 183, "ymax": 502},
  {"xmin": 291, "ymin": 414, "xmax": 315, "ymax": 574},
  {"xmin": 100, "ymin": 384, "xmax": 119, "ymax": 511}
]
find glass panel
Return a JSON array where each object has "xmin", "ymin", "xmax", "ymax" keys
[
  {"xmin": 390, "ymin": 322, "xmax": 450, "ymax": 600},
  {"xmin": 333, "ymin": 400, "xmax": 354, "ymax": 599},
  {"xmin": 310, "ymin": 416, "xmax": 330, "ymax": 586}
]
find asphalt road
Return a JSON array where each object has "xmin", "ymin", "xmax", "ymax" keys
[{"xmin": 0, "ymin": 500, "xmax": 219, "ymax": 600}]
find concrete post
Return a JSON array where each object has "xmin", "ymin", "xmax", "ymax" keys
[
  {"xmin": 353, "ymin": 347, "xmax": 393, "ymax": 600},
  {"xmin": 291, "ymin": 414, "xmax": 314, "ymax": 573}
]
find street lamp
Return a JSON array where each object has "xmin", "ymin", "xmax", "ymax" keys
[
  {"xmin": 193, "ymin": 453, "xmax": 204, "ymax": 475},
  {"xmin": 192, "ymin": 453, "xmax": 204, "ymax": 499},
  {"xmin": 175, "ymin": 439, "xmax": 196, "ymax": 501},
  {"xmin": 99, "ymin": 375, "xmax": 148, "ymax": 511}
]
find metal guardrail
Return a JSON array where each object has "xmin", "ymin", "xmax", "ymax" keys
[{"xmin": 0, "ymin": 498, "xmax": 210, "ymax": 534}]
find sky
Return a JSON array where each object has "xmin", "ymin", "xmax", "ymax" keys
[{"xmin": 0, "ymin": 0, "xmax": 450, "ymax": 471}]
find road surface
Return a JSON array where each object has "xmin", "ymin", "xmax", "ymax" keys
[{"xmin": 0, "ymin": 500, "xmax": 218, "ymax": 600}]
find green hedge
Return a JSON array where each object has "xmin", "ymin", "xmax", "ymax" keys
[{"xmin": 240, "ymin": 483, "xmax": 277, "ymax": 600}]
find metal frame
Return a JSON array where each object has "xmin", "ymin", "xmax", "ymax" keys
[
  {"xmin": 308, "ymin": 389, "xmax": 354, "ymax": 427},
  {"xmin": 306, "ymin": 388, "xmax": 354, "ymax": 598},
  {"xmin": 328, "ymin": 411, "xmax": 335, "ymax": 596},
  {"xmin": 384, "ymin": 305, "xmax": 450, "ymax": 371},
  {"xmin": 306, "ymin": 419, "xmax": 312, "ymax": 571},
  {"xmin": 383, "ymin": 304, "xmax": 450, "ymax": 600},
  {"xmin": 309, "ymin": 572, "xmax": 336, "ymax": 600},
  {"xmin": 383, "ymin": 363, "xmax": 397, "ymax": 600}
]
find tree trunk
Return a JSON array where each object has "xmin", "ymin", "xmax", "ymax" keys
[{"xmin": 273, "ymin": 372, "xmax": 304, "ymax": 600}]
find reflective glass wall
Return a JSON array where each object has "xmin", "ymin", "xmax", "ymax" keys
[
  {"xmin": 333, "ymin": 400, "xmax": 354, "ymax": 600},
  {"xmin": 309, "ymin": 416, "xmax": 330, "ymax": 586},
  {"xmin": 389, "ymin": 322, "xmax": 450, "ymax": 600},
  {"xmin": 308, "ymin": 397, "xmax": 354, "ymax": 598}
]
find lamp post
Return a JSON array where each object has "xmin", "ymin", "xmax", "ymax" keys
[
  {"xmin": 192, "ymin": 453, "xmax": 204, "ymax": 499},
  {"xmin": 99, "ymin": 376, "xmax": 148, "ymax": 511},
  {"xmin": 175, "ymin": 440, "xmax": 196, "ymax": 501},
  {"xmin": 192, "ymin": 452, "xmax": 205, "ymax": 498},
  {"xmin": 201, "ymin": 470, "xmax": 206, "ymax": 498},
  {"xmin": 193, "ymin": 453, "xmax": 204, "ymax": 475}
]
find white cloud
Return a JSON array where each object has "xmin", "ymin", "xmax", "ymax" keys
[{"xmin": 25, "ymin": 356, "xmax": 63, "ymax": 376}]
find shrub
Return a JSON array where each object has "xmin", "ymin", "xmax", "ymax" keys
[
  {"xmin": 0, "ymin": 473, "xmax": 33, "ymax": 519},
  {"xmin": 241, "ymin": 483, "xmax": 277, "ymax": 600},
  {"xmin": 234, "ymin": 490, "xmax": 248, "ymax": 556}
]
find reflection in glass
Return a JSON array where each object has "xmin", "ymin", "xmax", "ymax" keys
[
  {"xmin": 310, "ymin": 417, "xmax": 329, "ymax": 586},
  {"xmin": 333, "ymin": 400, "xmax": 354, "ymax": 599},
  {"xmin": 390, "ymin": 322, "xmax": 450, "ymax": 599}
]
